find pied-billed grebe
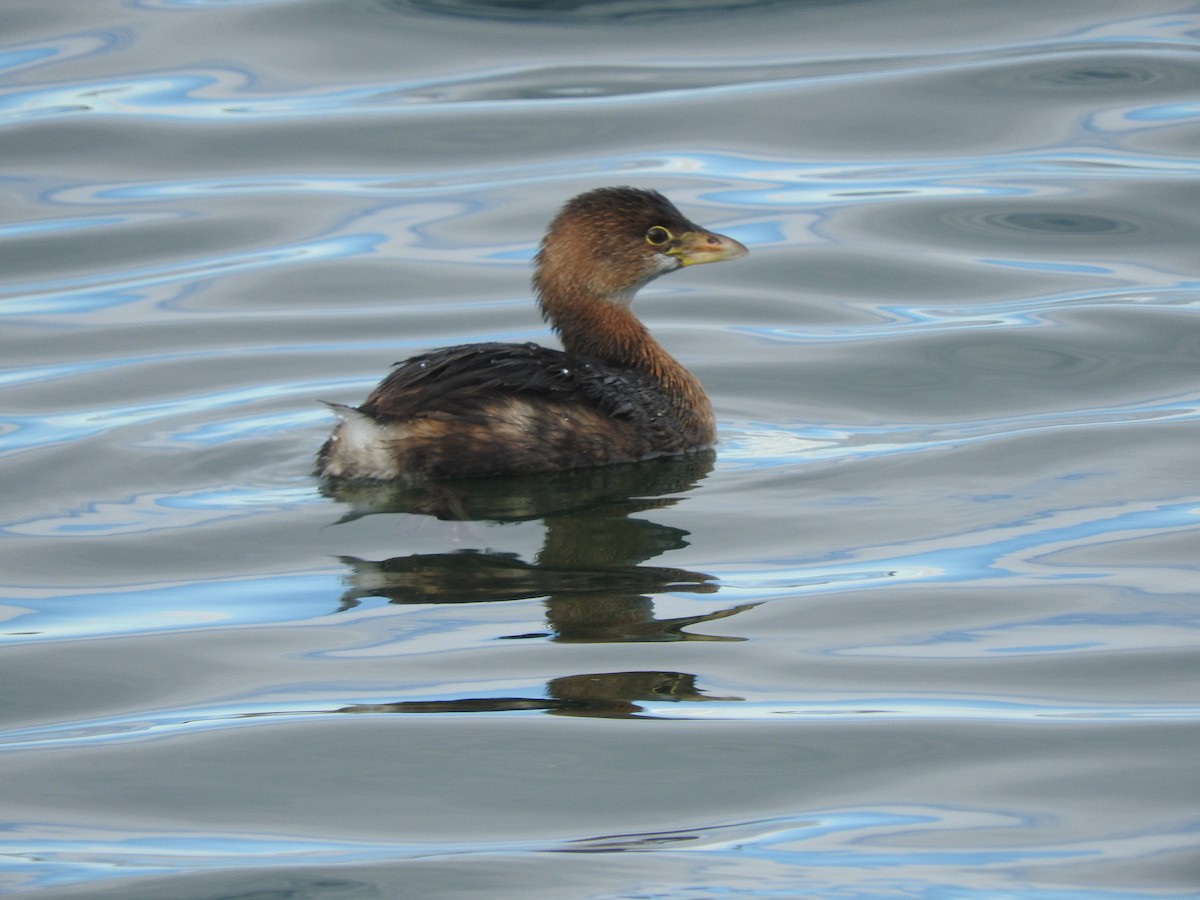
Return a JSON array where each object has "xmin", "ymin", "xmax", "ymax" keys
[{"xmin": 316, "ymin": 186, "xmax": 747, "ymax": 480}]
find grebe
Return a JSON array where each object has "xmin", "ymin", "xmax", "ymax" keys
[{"xmin": 316, "ymin": 186, "xmax": 747, "ymax": 481}]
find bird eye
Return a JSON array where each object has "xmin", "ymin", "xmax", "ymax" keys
[{"xmin": 645, "ymin": 226, "xmax": 673, "ymax": 246}]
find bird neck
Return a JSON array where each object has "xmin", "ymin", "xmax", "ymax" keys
[
  {"xmin": 539, "ymin": 286, "xmax": 712, "ymax": 424},
  {"xmin": 548, "ymin": 290, "xmax": 653, "ymax": 365}
]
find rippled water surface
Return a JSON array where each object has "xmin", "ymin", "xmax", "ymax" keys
[{"xmin": 3, "ymin": 0, "xmax": 1199, "ymax": 896}]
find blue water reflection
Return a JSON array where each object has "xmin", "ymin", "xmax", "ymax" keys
[
  {"xmin": 3, "ymin": 0, "xmax": 1200, "ymax": 896},
  {"xmin": 0, "ymin": 806, "xmax": 1170, "ymax": 898}
]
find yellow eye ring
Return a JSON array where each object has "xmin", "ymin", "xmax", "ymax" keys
[{"xmin": 645, "ymin": 226, "xmax": 673, "ymax": 246}]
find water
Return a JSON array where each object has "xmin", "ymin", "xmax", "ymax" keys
[{"xmin": 2, "ymin": 0, "xmax": 1199, "ymax": 896}]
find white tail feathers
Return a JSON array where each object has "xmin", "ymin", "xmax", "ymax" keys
[{"xmin": 318, "ymin": 402, "xmax": 404, "ymax": 479}]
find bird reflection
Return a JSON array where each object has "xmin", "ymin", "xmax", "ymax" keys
[
  {"xmin": 333, "ymin": 671, "xmax": 739, "ymax": 719},
  {"xmin": 319, "ymin": 453, "xmax": 752, "ymax": 717},
  {"xmin": 322, "ymin": 451, "xmax": 756, "ymax": 642}
]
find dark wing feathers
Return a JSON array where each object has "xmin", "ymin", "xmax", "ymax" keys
[{"xmin": 358, "ymin": 342, "xmax": 662, "ymax": 425}]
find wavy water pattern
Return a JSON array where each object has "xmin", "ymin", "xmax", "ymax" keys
[
  {"xmin": 1, "ymin": 808, "xmax": 1187, "ymax": 898},
  {"xmin": 2, "ymin": 1, "xmax": 1199, "ymax": 897}
]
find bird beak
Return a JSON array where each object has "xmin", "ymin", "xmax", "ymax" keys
[{"xmin": 668, "ymin": 229, "xmax": 749, "ymax": 267}]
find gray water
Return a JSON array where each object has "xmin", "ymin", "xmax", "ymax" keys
[{"xmin": 2, "ymin": 1, "xmax": 1199, "ymax": 897}]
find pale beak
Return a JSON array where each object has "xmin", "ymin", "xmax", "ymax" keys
[{"xmin": 668, "ymin": 229, "xmax": 749, "ymax": 267}]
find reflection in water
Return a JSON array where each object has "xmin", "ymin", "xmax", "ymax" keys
[
  {"xmin": 324, "ymin": 449, "xmax": 716, "ymax": 522},
  {"xmin": 335, "ymin": 670, "xmax": 739, "ymax": 718},
  {"xmin": 338, "ymin": 547, "xmax": 745, "ymax": 642},
  {"xmin": 322, "ymin": 453, "xmax": 750, "ymax": 716},
  {"xmin": 325, "ymin": 452, "xmax": 756, "ymax": 641}
]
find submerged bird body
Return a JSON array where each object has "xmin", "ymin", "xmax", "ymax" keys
[{"xmin": 317, "ymin": 187, "xmax": 747, "ymax": 481}]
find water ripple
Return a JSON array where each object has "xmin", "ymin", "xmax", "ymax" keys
[
  {"xmin": 0, "ymin": 31, "xmax": 128, "ymax": 79},
  {"xmin": 0, "ymin": 377, "xmax": 349, "ymax": 456},
  {"xmin": 5, "ymin": 37, "xmax": 1200, "ymax": 123},
  {"xmin": 722, "ymin": 392, "xmax": 1200, "ymax": 470},
  {"xmin": 0, "ymin": 806, "xmax": 1186, "ymax": 898},
  {"xmin": 1, "ymin": 571, "xmax": 339, "ymax": 643},
  {"xmin": 2, "ymin": 694, "xmax": 1195, "ymax": 756},
  {"xmin": 714, "ymin": 497, "xmax": 1200, "ymax": 634},
  {"xmin": 2, "ymin": 6, "xmax": 1197, "ymax": 897},
  {"xmin": 0, "ymin": 233, "xmax": 385, "ymax": 317}
]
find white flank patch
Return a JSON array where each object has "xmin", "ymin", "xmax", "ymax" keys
[{"xmin": 324, "ymin": 407, "xmax": 401, "ymax": 479}]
